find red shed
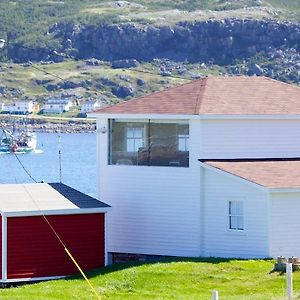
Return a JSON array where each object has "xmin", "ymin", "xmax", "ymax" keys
[{"xmin": 0, "ymin": 182, "xmax": 110, "ymax": 284}]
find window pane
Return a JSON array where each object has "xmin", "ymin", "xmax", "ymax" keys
[
  {"xmin": 110, "ymin": 120, "xmax": 147, "ymax": 165},
  {"xmin": 229, "ymin": 201, "xmax": 244, "ymax": 230},
  {"xmin": 149, "ymin": 122, "xmax": 189, "ymax": 167},
  {"xmin": 236, "ymin": 202, "xmax": 243, "ymax": 215},
  {"xmin": 134, "ymin": 128, "xmax": 143, "ymax": 138},
  {"xmin": 127, "ymin": 139, "xmax": 135, "ymax": 152},
  {"xmin": 230, "ymin": 216, "xmax": 238, "ymax": 229},
  {"xmin": 109, "ymin": 120, "xmax": 189, "ymax": 167},
  {"xmin": 229, "ymin": 201, "xmax": 235, "ymax": 215},
  {"xmin": 135, "ymin": 139, "xmax": 143, "ymax": 150},
  {"xmin": 237, "ymin": 216, "xmax": 244, "ymax": 230},
  {"xmin": 127, "ymin": 127, "xmax": 134, "ymax": 138}
]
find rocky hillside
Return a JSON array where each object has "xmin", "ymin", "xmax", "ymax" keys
[
  {"xmin": 52, "ymin": 18, "xmax": 299, "ymax": 63},
  {"xmin": 0, "ymin": 0, "xmax": 300, "ymax": 107}
]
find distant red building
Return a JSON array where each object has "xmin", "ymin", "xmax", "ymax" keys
[{"xmin": 0, "ymin": 182, "xmax": 110, "ymax": 284}]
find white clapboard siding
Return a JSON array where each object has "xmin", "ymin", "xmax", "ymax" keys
[
  {"xmin": 97, "ymin": 118, "xmax": 203, "ymax": 257},
  {"xmin": 270, "ymin": 193, "xmax": 300, "ymax": 258},
  {"xmin": 201, "ymin": 119, "xmax": 300, "ymax": 159},
  {"xmin": 96, "ymin": 115, "xmax": 300, "ymax": 258},
  {"xmin": 202, "ymin": 167, "xmax": 270, "ymax": 258}
]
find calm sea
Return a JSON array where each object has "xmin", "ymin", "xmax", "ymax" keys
[{"xmin": 0, "ymin": 133, "xmax": 97, "ymax": 198}]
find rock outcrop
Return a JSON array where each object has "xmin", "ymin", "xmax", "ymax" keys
[
  {"xmin": 47, "ymin": 18, "xmax": 300, "ymax": 64},
  {"xmin": 5, "ymin": 18, "xmax": 300, "ymax": 65}
]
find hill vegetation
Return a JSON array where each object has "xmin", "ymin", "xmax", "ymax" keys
[
  {"xmin": 0, "ymin": 0, "xmax": 298, "ymax": 62},
  {"xmin": 0, "ymin": 0, "xmax": 299, "ymax": 107},
  {"xmin": 0, "ymin": 258, "xmax": 298, "ymax": 299}
]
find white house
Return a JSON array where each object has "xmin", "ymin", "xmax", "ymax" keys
[
  {"xmin": 3, "ymin": 100, "xmax": 34, "ymax": 114},
  {"xmin": 43, "ymin": 98, "xmax": 72, "ymax": 114},
  {"xmin": 0, "ymin": 103, "xmax": 4, "ymax": 112},
  {"xmin": 81, "ymin": 100, "xmax": 102, "ymax": 115},
  {"xmin": 90, "ymin": 76, "xmax": 300, "ymax": 260}
]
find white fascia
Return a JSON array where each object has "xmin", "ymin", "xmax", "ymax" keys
[
  {"xmin": 199, "ymin": 162, "xmax": 268, "ymax": 193},
  {"xmin": 89, "ymin": 113, "xmax": 198, "ymax": 120},
  {"xmin": 1, "ymin": 207, "xmax": 111, "ymax": 218},
  {"xmin": 89, "ymin": 113, "xmax": 300, "ymax": 120},
  {"xmin": 1, "ymin": 215, "xmax": 7, "ymax": 282},
  {"xmin": 1, "ymin": 275, "xmax": 66, "ymax": 283},
  {"xmin": 199, "ymin": 114, "xmax": 300, "ymax": 120}
]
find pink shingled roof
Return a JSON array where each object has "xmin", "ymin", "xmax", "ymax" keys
[
  {"xmin": 93, "ymin": 76, "xmax": 300, "ymax": 115},
  {"xmin": 205, "ymin": 160, "xmax": 300, "ymax": 189}
]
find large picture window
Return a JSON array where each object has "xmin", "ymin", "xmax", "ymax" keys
[
  {"xmin": 228, "ymin": 201, "xmax": 244, "ymax": 231},
  {"xmin": 109, "ymin": 119, "xmax": 189, "ymax": 167}
]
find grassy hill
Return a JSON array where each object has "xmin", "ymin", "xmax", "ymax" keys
[{"xmin": 0, "ymin": 258, "xmax": 297, "ymax": 299}]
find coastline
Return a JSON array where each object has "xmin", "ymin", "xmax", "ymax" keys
[{"xmin": 0, "ymin": 115, "xmax": 96, "ymax": 133}]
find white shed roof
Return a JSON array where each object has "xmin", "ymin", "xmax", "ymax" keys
[{"xmin": 0, "ymin": 183, "xmax": 110, "ymax": 216}]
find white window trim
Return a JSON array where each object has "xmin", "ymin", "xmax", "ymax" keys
[
  {"xmin": 227, "ymin": 199, "xmax": 245, "ymax": 233},
  {"xmin": 178, "ymin": 133, "xmax": 189, "ymax": 152},
  {"xmin": 125, "ymin": 124, "xmax": 146, "ymax": 153}
]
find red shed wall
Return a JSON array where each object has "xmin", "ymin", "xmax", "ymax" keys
[{"xmin": 7, "ymin": 213, "xmax": 105, "ymax": 279}]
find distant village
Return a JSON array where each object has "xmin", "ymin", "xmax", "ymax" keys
[{"xmin": 0, "ymin": 97, "xmax": 105, "ymax": 116}]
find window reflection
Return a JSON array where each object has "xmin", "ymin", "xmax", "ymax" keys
[{"xmin": 109, "ymin": 119, "xmax": 189, "ymax": 167}]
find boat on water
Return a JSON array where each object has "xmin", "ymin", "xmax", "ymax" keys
[{"xmin": 0, "ymin": 129, "xmax": 37, "ymax": 153}]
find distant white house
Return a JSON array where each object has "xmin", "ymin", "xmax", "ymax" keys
[
  {"xmin": 91, "ymin": 76, "xmax": 300, "ymax": 261},
  {"xmin": 81, "ymin": 100, "xmax": 102, "ymax": 115},
  {"xmin": 3, "ymin": 100, "xmax": 34, "ymax": 114},
  {"xmin": 43, "ymin": 98, "xmax": 73, "ymax": 114},
  {"xmin": 0, "ymin": 103, "xmax": 4, "ymax": 112}
]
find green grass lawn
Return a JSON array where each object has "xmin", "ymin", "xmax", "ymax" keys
[{"xmin": 0, "ymin": 258, "xmax": 298, "ymax": 300}]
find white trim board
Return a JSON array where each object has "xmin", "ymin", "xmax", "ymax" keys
[
  {"xmin": 1, "ymin": 275, "xmax": 67, "ymax": 284},
  {"xmin": 2, "ymin": 207, "xmax": 111, "ymax": 218},
  {"xmin": 90, "ymin": 113, "xmax": 300, "ymax": 120},
  {"xmin": 1, "ymin": 216, "xmax": 6, "ymax": 281}
]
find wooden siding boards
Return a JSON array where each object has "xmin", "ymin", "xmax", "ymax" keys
[
  {"xmin": 103, "ymin": 167, "xmax": 201, "ymax": 256},
  {"xmin": 98, "ymin": 114, "xmax": 300, "ymax": 258},
  {"xmin": 7, "ymin": 214, "xmax": 105, "ymax": 279},
  {"xmin": 203, "ymin": 168, "xmax": 269, "ymax": 258},
  {"xmin": 100, "ymin": 119, "xmax": 203, "ymax": 257},
  {"xmin": 270, "ymin": 193, "xmax": 300, "ymax": 258},
  {"xmin": 200, "ymin": 119, "xmax": 300, "ymax": 159}
]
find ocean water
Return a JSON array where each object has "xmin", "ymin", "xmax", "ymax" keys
[{"xmin": 0, "ymin": 133, "xmax": 97, "ymax": 198}]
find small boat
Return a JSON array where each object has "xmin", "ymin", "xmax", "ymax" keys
[{"xmin": 0, "ymin": 129, "xmax": 37, "ymax": 153}]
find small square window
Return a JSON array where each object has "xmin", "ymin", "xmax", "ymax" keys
[{"xmin": 228, "ymin": 201, "xmax": 244, "ymax": 231}]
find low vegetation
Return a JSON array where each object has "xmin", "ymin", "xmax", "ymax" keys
[
  {"xmin": 0, "ymin": 258, "xmax": 298, "ymax": 299},
  {"xmin": 0, "ymin": 59, "xmax": 202, "ymax": 105}
]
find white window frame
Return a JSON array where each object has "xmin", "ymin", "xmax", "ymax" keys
[
  {"xmin": 178, "ymin": 133, "xmax": 189, "ymax": 151},
  {"xmin": 126, "ymin": 125, "xmax": 146, "ymax": 153},
  {"xmin": 228, "ymin": 200, "xmax": 244, "ymax": 231}
]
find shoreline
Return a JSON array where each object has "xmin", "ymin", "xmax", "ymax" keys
[{"xmin": 0, "ymin": 115, "xmax": 96, "ymax": 133}]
